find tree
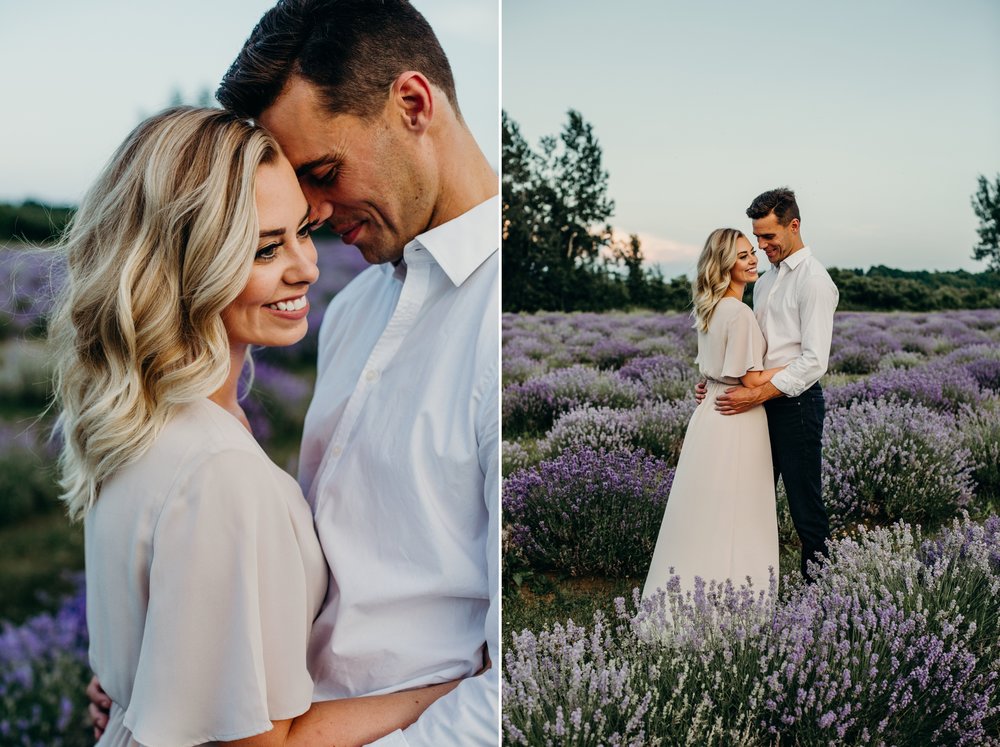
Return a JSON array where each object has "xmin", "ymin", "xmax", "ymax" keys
[
  {"xmin": 611, "ymin": 232, "xmax": 646, "ymax": 306},
  {"xmin": 502, "ymin": 110, "xmax": 616, "ymax": 311},
  {"xmin": 971, "ymin": 173, "xmax": 1000, "ymax": 272}
]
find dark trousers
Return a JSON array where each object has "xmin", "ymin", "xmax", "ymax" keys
[{"xmin": 764, "ymin": 383, "xmax": 831, "ymax": 581}]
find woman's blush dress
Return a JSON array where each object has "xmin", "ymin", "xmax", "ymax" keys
[
  {"xmin": 642, "ymin": 298, "xmax": 779, "ymax": 602},
  {"xmin": 85, "ymin": 399, "xmax": 328, "ymax": 747}
]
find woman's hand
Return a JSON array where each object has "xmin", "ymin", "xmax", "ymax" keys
[{"xmin": 86, "ymin": 676, "xmax": 111, "ymax": 740}]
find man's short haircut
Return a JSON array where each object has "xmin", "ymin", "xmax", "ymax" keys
[
  {"xmin": 217, "ymin": 0, "xmax": 460, "ymax": 121},
  {"xmin": 746, "ymin": 187, "xmax": 801, "ymax": 225}
]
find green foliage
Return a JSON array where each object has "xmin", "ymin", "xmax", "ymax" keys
[
  {"xmin": 0, "ymin": 512, "xmax": 84, "ymax": 624},
  {"xmin": 828, "ymin": 265, "xmax": 1000, "ymax": 311},
  {"xmin": 0, "ymin": 202, "xmax": 74, "ymax": 244},
  {"xmin": 0, "ymin": 445, "xmax": 60, "ymax": 528},
  {"xmin": 972, "ymin": 173, "xmax": 1000, "ymax": 271}
]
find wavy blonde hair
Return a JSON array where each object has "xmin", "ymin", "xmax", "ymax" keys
[
  {"xmin": 692, "ymin": 228, "xmax": 745, "ymax": 332},
  {"xmin": 50, "ymin": 107, "xmax": 279, "ymax": 521}
]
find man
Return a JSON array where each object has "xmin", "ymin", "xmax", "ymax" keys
[
  {"xmin": 90, "ymin": 0, "xmax": 499, "ymax": 744},
  {"xmin": 710, "ymin": 188, "xmax": 838, "ymax": 581}
]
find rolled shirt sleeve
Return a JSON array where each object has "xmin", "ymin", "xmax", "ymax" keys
[{"xmin": 770, "ymin": 274, "xmax": 839, "ymax": 397}]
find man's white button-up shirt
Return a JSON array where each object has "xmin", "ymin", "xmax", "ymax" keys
[
  {"xmin": 300, "ymin": 196, "xmax": 499, "ymax": 745},
  {"xmin": 752, "ymin": 246, "xmax": 839, "ymax": 397}
]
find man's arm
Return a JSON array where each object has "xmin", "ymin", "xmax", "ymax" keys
[
  {"xmin": 715, "ymin": 379, "xmax": 783, "ymax": 415},
  {"xmin": 366, "ymin": 363, "xmax": 500, "ymax": 747}
]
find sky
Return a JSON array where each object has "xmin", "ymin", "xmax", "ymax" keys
[
  {"xmin": 503, "ymin": 0, "xmax": 1000, "ymax": 277},
  {"xmin": 0, "ymin": 0, "xmax": 498, "ymax": 205}
]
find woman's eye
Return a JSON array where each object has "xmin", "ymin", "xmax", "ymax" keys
[
  {"xmin": 297, "ymin": 222, "xmax": 318, "ymax": 239},
  {"xmin": 255, "ymin": 244, "xmax": 279, "ymax": 262}
]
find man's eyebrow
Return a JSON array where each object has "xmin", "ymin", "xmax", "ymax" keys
[{"xmin": 294, "ymin": 154, "xmax": 342, "ymax": 179}]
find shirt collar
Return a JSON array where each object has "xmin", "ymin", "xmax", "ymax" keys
[
  {"xmin": 403, "ymin": 195, "xmax": 499, "ymax": 287},
  {"xmin": 780, "ymin": 245, "xmax": 812, "ymax": 271}
]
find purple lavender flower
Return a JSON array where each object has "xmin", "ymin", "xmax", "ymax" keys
[
  {"xmin": 823, "ymin": 398, "xmax": 975, "ymax": 530},
  {"xmin": 503, "ymin": 447, "xmax": 674, "ymax": 576},
  {"xmin": 0, "ymin": 576, "xmax": 90, "ymax": 745}
]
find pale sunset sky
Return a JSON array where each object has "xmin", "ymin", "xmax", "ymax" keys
[
  {"xmin": 503, "ymin": 0, "xmax": 1000, "ymax": 277},
  {"xmin": 0, "ymin": 0, "xmax": 498, "ymax": 205}
]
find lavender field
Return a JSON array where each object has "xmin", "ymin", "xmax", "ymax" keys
[
  {"xmin": 0, "ymin": 239, "xmax": 367, "ymax": 743},
  {"xmin": 502, "ymin": 309, "xmax": 1000, "ymax": 745}
]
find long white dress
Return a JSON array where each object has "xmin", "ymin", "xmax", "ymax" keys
[
  {"xmin": 85, "ymin": 399, "xmax": 328, "ymax": 747},
  {"xmin": 642, "ymin": 298, "xmax": 778, "ymax": 601}
]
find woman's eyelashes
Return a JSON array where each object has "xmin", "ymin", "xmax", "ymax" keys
[
  {"xmin": 255, "ymin": 243, "xmax": 279, "ymax": 262},
  {"xmin": 256, "ymin": 221, "xmax": 316, "ymax": 261}
]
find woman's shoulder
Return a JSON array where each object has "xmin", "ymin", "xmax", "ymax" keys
[
  {"xmin": 709, "ymin": 297, "xmax": 753, "ymax": 326},
  {"xmin": 99, "ymin": 400, "xmax": 297, "ymax": 519},
  {"xmin": 152, "ymin": 399, "xmax": 263, "ymax": 470}
]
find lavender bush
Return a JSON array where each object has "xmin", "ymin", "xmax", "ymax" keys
[
  {"xmin": 0, "ymin": 579, "xmax": 90, "ymax": 746},
  {"xmin": 632, "ymin": 398, "xmax": 697, "ymax": 468},
  {"xmin": 503, "ymin": 516, "xmax": 1000, "ymax": 746},
  {"xmin": 542, "ymin": 406, "xmax": 639, "ymax": 458},
  {"xmin": 616, "ymin": 354, "xmax": 696, "ymax": 403},
  {"xmin": 503, "ymin": 447, "xmax": 674, "ymax": 576},
  {"xmin": 825, "ymin": 361, "xmax": 984, "ymax": 413},
  {"xmin": 503, "ymin": 365, "xmax": 643, "ymax": 437},
  {"xmin": 959, "ymin": 400, "xmax": 1000, "ymax": 506},
  {"xmin": 822, "ymin": 398, "xmax": 975, "ymax": 530}
]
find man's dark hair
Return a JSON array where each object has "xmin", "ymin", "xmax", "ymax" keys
[
  {"xmin": 217, "ymin": 0, "xmax": 459, "ymax": 120},
  {"xmin": 746, "ymin": 187, "xmax": 801, "ymax": 225}
]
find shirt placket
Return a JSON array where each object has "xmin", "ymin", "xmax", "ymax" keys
[
  {"xmin": 310, "ymin": 249, "xmax": 431, "ymax": 511},
  {"xmin": 759, "ymin": 262, "xmax": 787, "ymax": 337}
]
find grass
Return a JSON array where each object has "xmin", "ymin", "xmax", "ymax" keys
[
  {"xmin": 503, "ymin": 539, "xmax": 804, "ymax": 641},
  {"xmin": 503, "ymin": 573, "xmax": 639, "ymax": 642},
  {"xmin": 0, "ymin": 508, "xmax": 84, "ymax": 625}
]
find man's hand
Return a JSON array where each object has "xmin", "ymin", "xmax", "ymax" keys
[
  {"xmin": 714, "ymin": 385, "xmax": 764, "ymax": 415},
  {"xmin": 694, "ymin": 379, "xmax": 708, "ymax": 404},
  {"xmin": 86, "ymin": 675, "xmax": 111, "ymax": 740}
]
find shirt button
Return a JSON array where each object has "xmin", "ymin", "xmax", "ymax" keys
[
  {"xmin": 331, "ymin": 445, "xmax": 343, "ymax": 457},
  {"xmin": 365, "ymin": 369, "xmax": 379, "ymax": 382}
]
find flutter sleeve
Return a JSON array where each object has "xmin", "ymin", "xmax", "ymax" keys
[
  {"xmin": 123, "ymin": 449, "xmax": 317, "ymax": 747},
  {"xmin": 721, "ymin": 305, "xmax": 766, "ymax": 380}
]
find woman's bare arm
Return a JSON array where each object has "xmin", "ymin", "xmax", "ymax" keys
[
  {"xmin": 225, "ymin": 679, "xmax": 460, "ymax": 747},
  {"xmin": 739, "ymin": 366, "xmax": 785, "ymax": 389}
]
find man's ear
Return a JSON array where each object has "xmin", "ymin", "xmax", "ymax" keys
[
  {"xmin": 391, "ymin": 71, "xmax": 433, "ymax": 133},
  {"xmin": 789, "ymin": 218, "xmax": 800, "ymax": 234}
]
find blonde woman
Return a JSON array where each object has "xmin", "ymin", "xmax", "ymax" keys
[
  {"xmin": 642, "ymin": 228, "xmax": 783, "ymax": 605},
  {"xmin": 51, "ymin": 107, "xmax": 457, "ymax": 747}
]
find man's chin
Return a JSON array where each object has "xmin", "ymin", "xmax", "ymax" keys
[{"xmin": 354, "ymin": 241, "xmax": 402, "ymax": 266}]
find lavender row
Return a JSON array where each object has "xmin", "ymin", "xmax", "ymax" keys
[
  {"xmin": 503, "ymin": 515, "xmax": 1000, "ymax": 746},
  {"xmin": 503, "ymin": 309, "xmax": 1000, "ymax": 392}
]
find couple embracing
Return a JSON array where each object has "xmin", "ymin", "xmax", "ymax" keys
[
  {"xmin": 58, "ymin": 1, "xmax": 498, "ymax": 745},
  {"xmin": 642, "ymin": 188, "xmax": 840, "ymax": 608}
]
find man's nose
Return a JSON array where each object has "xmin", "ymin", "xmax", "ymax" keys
[{"xmin": 301, "ymin": 185, "xmax": 335, "ymax": 226}]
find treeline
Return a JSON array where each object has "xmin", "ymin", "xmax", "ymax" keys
[
  {"xmin": 830, "ymin": 266, "xmax": 1000, "ymax": 311},
  {"xmin": 0, "ymin": 202, "xmax": 75, "ymax": 244},
  {"xmin": 0, "ymin": 200, "xmax": 339, "ymax": 245},
  {"xmin": 502, "ymin": 110, "xmax": 1000, "ymax": 313}
]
